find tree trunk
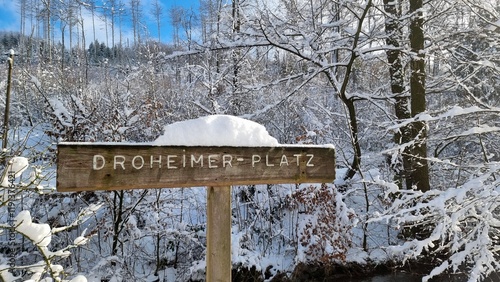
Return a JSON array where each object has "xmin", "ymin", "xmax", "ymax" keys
[
  {"xmin": 44, "ymin": 0, "xmax": 52, "ymax": 61},
  {"xmin": 409, "ymin": 0, "xmax": 430, "ymax": 192},
  {"xmin": 111, "ymin": 190, "xmax": 124, "ymax": 257},
  {"xmin": 232, "ymin": 0, "xmax": 241, "ymax": 85},
  {"xmin": 152, "ymin": 0, "xmax": 162, "ymax": 42},
  {"xmin": 337, "ymin": 0, "xmax": 373, "ymax": 180},
  {"xmin": 383, "ymin": 0, "xmax": 412, "ymax": 189},
  {"xmin": 343, "ymin": 99, "xmax": 362, "ymax": 180}
]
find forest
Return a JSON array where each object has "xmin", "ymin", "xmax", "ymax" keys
[{"xmin": 1, "ymin": 0, "xmax": 500, "ymax": 281}]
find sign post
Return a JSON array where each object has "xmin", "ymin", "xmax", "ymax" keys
[
  {"xmin": 206, "ymin": 185, "xmax": 232, "ymax": 281},
  {"xmin": 57, "ymin": 143, "xmax": 335, "ymax": 281}
]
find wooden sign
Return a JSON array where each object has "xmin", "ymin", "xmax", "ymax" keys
[
  {"xmin": 57, "ymin": 143, "xmax": 335, "ymax": 192},
  {"xmin": 57, "ymin": 142, "xmax": 335, "ymax": 282}
]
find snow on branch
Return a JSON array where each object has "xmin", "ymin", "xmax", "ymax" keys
[{"xmin": 369, "ymin": 164, "xmax": 500, "ymax": 281}]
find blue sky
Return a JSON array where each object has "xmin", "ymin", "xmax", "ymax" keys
[{"xmin": 0, "ymin": 0, "xmax": 200, "ymax": 46}]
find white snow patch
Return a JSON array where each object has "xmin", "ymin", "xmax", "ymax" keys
[
  {"xmin": 153, "ymin": 115, "xmax": 279, "ymax": 146},
  {"xmin": 346, "ymin": 248, "xmax": 369, "ymax": 264},
  {"xmin": 69, "ymin": 275, "xmax": 88, "ymax": 282},
  {"xmin": 74, "ymin": 236, "xmax": 89, "ymax": 246},
  {"xmin": 1, "ymin": 156, "xmax": 29, "ymax": 187},
  {"xmin": 453, "ymin": 124, "xmax": 500, "ymax": 137},
  {"xmin": 14, "ymin": 211, "xmax": 51, "ymax": 247}
]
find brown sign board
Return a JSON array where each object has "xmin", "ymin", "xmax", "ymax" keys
[{"xmin": 57, "ymin": 143, "xmax": 335, "ymax": 192}]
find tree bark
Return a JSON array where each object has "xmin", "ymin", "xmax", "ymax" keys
[
  {"xmin": 384, "ymin": 0, "xmax": 412, "ymax": 189},
  {"xmin": 111, "ymin": 190, "xmax": 124, "ymax": 257},
  {"xmin": 339, "ymin": 0, "xmax": 373, "ymax": 180},
  {"xmin": 409, "ymin": 0, "xmax": 430, "ymax": 192}
]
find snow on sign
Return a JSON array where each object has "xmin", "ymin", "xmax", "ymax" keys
[{"xmin": 56, "ymin": 144, "xmax": 335, "ymax": 192}]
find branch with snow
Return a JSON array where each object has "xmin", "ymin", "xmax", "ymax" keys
[
  {"xmin": 369, "ymin": 163, "xmax": 500, "ymax": 282},
  {"xmin": 0, "ymin": 155, "xmax": 100, "ymax": 282},
  {"xmin": 0, "ymin": 209, "xmax": 98, "ymax": 282}
]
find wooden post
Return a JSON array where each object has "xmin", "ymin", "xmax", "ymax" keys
[{"xmin": 206, "ymin": 186, "xmax": 232, "ymax": 282}]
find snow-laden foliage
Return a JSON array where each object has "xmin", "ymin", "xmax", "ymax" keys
[
  {"xmin": 0, "ymin": 139, "xmax": 101, "ymax": 281},
  {"xmin": 0, "ymin": 207, "xmax": 99, "ymax": 282},
  {"xmin": 370, "ymin": 163, "xmax": 500, "ymax": 282},
  {"xmin": 229, "ymin": 183, "xmax": 357, "ymax": 280}
]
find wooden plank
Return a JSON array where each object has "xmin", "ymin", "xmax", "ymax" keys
[
  {"xmin": 57, "ymin": 144, "xmax": 335, "ymax": 192},
  {"xmin": 206, "ymin": 186, "xmax": 232, "ymax": 282}
]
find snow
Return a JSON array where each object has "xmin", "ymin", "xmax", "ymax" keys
[
  {"xmin": 386, "ymin": 105, "xmax": 498, "ymax": 133},
  {"xmin": 14, "ymin": 211, "xmax": 51, "ymax": 247},
  {"xmin": 48, "ymin": 98, "xmax": 73, "ymax": 127},
  {"xmin": 153, "ymin": 115, "xmax": 279, "ymax": 146},
  {"xmin": 452, "ymin": 124, "xmax": 500, "ymax": 138},
  {"xmin": 30, "ymin": 75, "xmax": 41, "ymax": 88},
  {"xmin": 74, "ymin": 236, "xmax": 89, "ymax": 246},
  {"xmin": 69, "ymin": 275, "xmax": 88, "ymax": 282},
  {"xmin": 0, "ymin": 268, "xmax": 19, "ymax": 282},
  {"xmin": 1, "ymin": 156, "xmax": 29, "ymax": 187}
]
